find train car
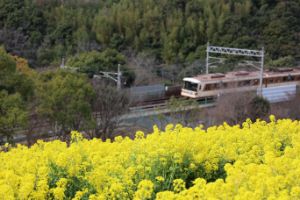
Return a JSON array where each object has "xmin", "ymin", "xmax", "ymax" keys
[
  {"xmin": 181, "ymin": 68, "xmax": 300, "ymax": 99},
  {"xmin": 129, "ymin": 84, "xmax": 182, "ymax": 106}
]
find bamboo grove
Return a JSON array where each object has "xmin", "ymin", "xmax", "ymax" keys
[{"xmin": 0, "ymin": 0, "xmax": 299, "ymax": 66}]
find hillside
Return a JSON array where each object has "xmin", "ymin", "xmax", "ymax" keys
[{"xmin": 0, "ymin": 0, "xmax": 299, "ymax": 68}]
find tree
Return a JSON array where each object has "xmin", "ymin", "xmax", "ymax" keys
[
  {"xmin": 92, "ymin": 80, "xmax": 129, "ymax": 140},
  {"xmin": 249, "ymin": 96, "xmax": 270, "ymax": 121},
  {"xmin": 0, "ymin": 0, "xmax": 46, "ymax": 64},
  {"xmin": 285, "ymin": 93, "xmax": 300, "ymax": 120},
  {"xmin": 67, "ymin": 49, "xmax": 135, "ymax": 86},
  {"xmin": 0, "ymin": 0, "xmax": 299, "ymax": 69},
  {"xmin": 37, "ymin": 70, "xmax": 95, "ymax": 139},
  {"xmin": 128, "ymin": 52, "xmax": 162, "ymax": 86},
  {"xmin": 268, "ymin": 56, "xmax": 296, "ymax": 68},
  {"xmin": 0, "ymin": 91, "xmax": 27, "ymax": 144},
  {"xmin": 0, "ymin": 49, "xmax": 37, "ymax": 144},
  {"xmin": 154, "ymin": 96, "xmax": 201, "ymax": 129},
  {"xmin": 0, "ymin": 48, "xmax": 35, "ymax": 101},
  {"xmin": 13, "ymin": 55, "xmax": 37, "ymax": 77},
  {"xmin": 270, "ymin": 92, "xmax": 300, "ymax": 120},
  {"xmin": 13, "ymin": 55, "xmax": 38, "ymax": 145},
  {"xmin": 67, "ymin": 49, "xmax": 126, "ymax": 73},
  {"xmin": 210, "ymin": 92, "xmax": 255, "ymax": 125},
  {"xmin": 210, "ymin": 92, "xmax": 271, "ymax": 126},
  {"xmin": 0, "ymin": 47, "xmax": 16, "ymax": 89}
]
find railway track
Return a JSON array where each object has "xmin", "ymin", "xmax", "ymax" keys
[
  {"xmin": 129, "ymin": 96, "xmax": 216, "ymax": 112},
  {"xmin": 129, "ymin": 99, "xmax": 169, "ymax": 112}
]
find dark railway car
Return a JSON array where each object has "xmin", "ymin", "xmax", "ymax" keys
[{"xmin": 129, "ymin": 84, "xmax": 181, "ymax": 106}]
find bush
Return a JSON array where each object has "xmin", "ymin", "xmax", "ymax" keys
[
  {"xmin": 268, "ymin": 56, "xmax": 296, "ymax": 68},
  {"xmin": 249, "ymin": 96, "xmax": 270, "ymax": 121}
]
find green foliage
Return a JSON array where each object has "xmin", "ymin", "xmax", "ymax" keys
[
  {"xmin": 0, "ymin": 49, "xmax": 38, "ymax": 143},
  {"xmin": 67, "ymin": 49, "xmax": 126, "ymax": 74},
  {"xmin": 0, "ymin": 48, "xmax": 35, "ymax": 101},
  {"xmin": 0, "ymin": 49, "xmax": 131, "ymax": 143},
  {"xmin": 37, "ymin": 70, "xmax": 95, "ymax": 134},
  {"xmin": 0, "ymin": 0, "xmax": 46, "ymax": 61},
  {"xmin": 210, "ymin": 58, "xmax": 238, "ymax": 74},
  {"xmin": 48, "ymin": 162, "xmax": 96, "ymax": 199},
  {"xmin": 268, "ymin": 56, "xmax": 296, "ymax": 68},
  {"xmin": 0, "ymin": 0, "xmax": 299, "ymax": 67},
  {"xmin": 0, "ymin": 91, "xmax": 27, "ymax": 142},
  {"xmin": 249, "ymin": 96, "xmax": 270, "ymax": 121},
  {"xmin": 0, "ymin": 48, "xmax": 16, "ymax": 86},
  {"xmin": 67, "ymin": 49, "xmax": 135, "ymax": 86}
]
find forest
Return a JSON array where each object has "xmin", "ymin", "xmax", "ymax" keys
[
  {"xmin": 0, "ymin": 0, "xmax": 299, "ymax": 73},
  {"xmin": 0, "ymin": 0, "xmax": 300, "ymax": 142}
]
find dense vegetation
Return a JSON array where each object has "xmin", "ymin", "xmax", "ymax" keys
[
  {"xmin": 1, "ymin": 117, "xmax": 300, "ymax": 199},
  {"xmin": 0, "ymin": 0, "xmax": 299, "ymax": 68},
  {"xmin": 0, "ymin": 48, "xmax": 130, "ymax": 144}
]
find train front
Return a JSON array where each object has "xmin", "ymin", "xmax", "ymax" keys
[{"xmin": 181, "ymin": 78, "xmax": 201, "ymax": 98}]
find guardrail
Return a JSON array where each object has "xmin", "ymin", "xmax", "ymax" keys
[
  {"xmin": 129, "ymin": 102, "xmax": 167, "ymax": 112},
  {"xmin": 3, "ymin": 99, "xmax": 216, "ymax": 144}
]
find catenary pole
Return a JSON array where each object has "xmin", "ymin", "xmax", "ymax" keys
[
  {"xmin": 206, "ymin": 42, "xmax": 209, "ymax": 74},
  {"xmin": 259, "ymin": 47, "xmax": 265, "ymax": 96},
  {"xmin": 117, "ymin": 64, "xmax": 121, "ymax": 90}
]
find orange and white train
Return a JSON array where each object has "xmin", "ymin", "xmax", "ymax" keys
[{"xmin": 181, "ymin": 68, "xmax": 300, "ymax": 99}]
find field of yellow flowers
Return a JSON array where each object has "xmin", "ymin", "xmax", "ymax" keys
[{"xmin": 1, "ymin": 116, "xmax": 300, "ymax": 199}]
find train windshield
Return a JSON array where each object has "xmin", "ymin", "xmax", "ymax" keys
[{"xmin": 184, "ymin": 81, "xmax": 198, "ymax": 92}]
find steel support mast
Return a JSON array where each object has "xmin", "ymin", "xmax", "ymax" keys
[
  {"xmin": 94, "ymin": 64, "xmax": 122, "ymax": 90},
  {"xmin": 206, "ymin": 44, "xmax": 265, "ymax": 95},
  {"xmin": 61, "ymin": 62, "xmax": 122, "ymax": 90}
]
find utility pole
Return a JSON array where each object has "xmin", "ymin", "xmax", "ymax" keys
[
  {"xmin": 60, "ymin": 57, "xmax": 65, "ymax": 69},
  {"xmin": 206, "ymin": 42, "xmax": 209, "ymax": 74},
  {"xmin": 117, "ymin": 64, "xmax": 122, "ymax": 90},
  {"xmin": 62, "ymin": 62, "xmax": 122, "ymax": 89},
  {"xmin": 91, "ymin": 65, "xmax": 122, "ymax": 90},
  {"xmin": 259, "ymin": 47, "xmax": 265, "ymax": 96}
]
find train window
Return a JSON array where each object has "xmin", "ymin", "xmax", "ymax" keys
[
  {"xmin": 205, "ymin": 83, "xmax": 226, "ymax": 90},
  {"xmin": 238, "ymin": 80, "xmax": 251, "ymax": 87},
  {"xmin": 288, "ymin": 74, "xmax": 294, "ymax": 81},
  {"xmin": 221, "ymin": 82, "xmax": 228, "ymax": 88},
  {"xmin": 273, "ymin": 78, "xmax": 279, "ymax": 83},
  {"xmin": 277, "ymin": 77, "xmax": 283, "ymax": 83},
  {"xmin": 184, "ymin": 81, "xmax": 198, "ymax": 92},
  {"xmin": 252, "ymin": 79, "xmax": 259, "ymax": 85},
  {"xmin": 228, "ymin": 81, "xmax": 236, "ymax": 88},
  {"xmin": 215, "ymin": 83, "xmax": 221, "ymax": 89},
  {"xmin": 263, "ymin": 79, "xmax": 268, "ymax": 84},
  {"xmin": 268, "ymin": 78, "xmax": 274, "ymax": 84},
  {"xmin": 204, "ymin": 84, "xmax": 212, "ymax": 91}
]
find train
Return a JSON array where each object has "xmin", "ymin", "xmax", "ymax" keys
[
  {"xmin": 129, "ymin": 84, "xmax": 181, "ymax": 106},
  {"xmin": 181, "ymin": 68, "xmax": 300, "ymax": 99},
  {"xmin": 129, "ymin": 67, "xmax": 300, "ymax": 107}
]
